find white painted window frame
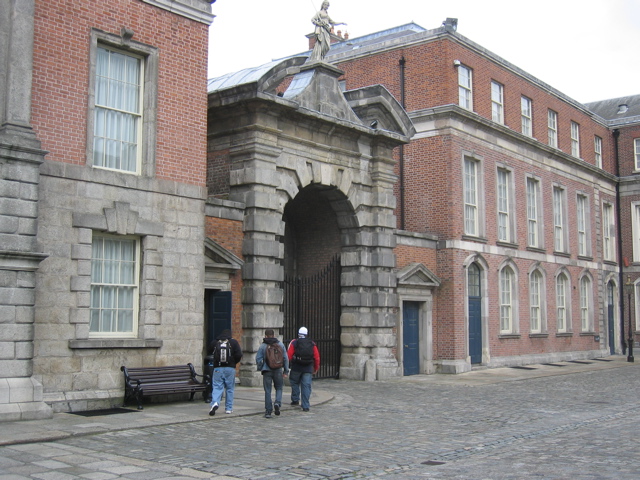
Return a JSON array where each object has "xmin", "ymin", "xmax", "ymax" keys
[
  {"xmin": 571, "ymin": 121, "xmax": 581, "ymax": 158},
  {"xmin": 491, "ymin": 81, "xmax": 504, "ymax": 124},
  {"xmin": 548, "ymin": 109, "xmax": 558, "ymax": 148},
  {"xmin": 458, "ymin": 65, "xmax": 473, "ymax": 111},
  {"xmin": 521, "ymin": 96, "xmax": 532, "ymax": 137}
]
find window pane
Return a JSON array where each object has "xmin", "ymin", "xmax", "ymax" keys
[
  {"xmin": 90, "ymin": 236, "xmax": 138, "ymax": 335},
  {"xmin": 93, "ymin": 46, "xmax": 141, "ymax": 173}
]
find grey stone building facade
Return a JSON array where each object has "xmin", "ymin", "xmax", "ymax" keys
[
  {"xmin": 0, "ymin": 0, "xmax": 216, "ymax": 421},
  {"xmin": 207, "ymin": 58, "xmax": 415, "ymax": 384}
]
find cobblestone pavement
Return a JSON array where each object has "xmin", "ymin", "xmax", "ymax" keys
[{"xmin": 1, "ymin": 361, "xmax": 639, "ymax": 479}]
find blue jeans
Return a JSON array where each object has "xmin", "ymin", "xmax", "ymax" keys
[
  {"xmin": 289, "ymin": 370, "xmax": 312, "ymax": 409},
  {"xmin": 262, "ymin": 369, "xmax": 283, "ymax": 413},
  {"xmin": 210, "ymin": 366, "xmax": 236, "ymax": 411}
]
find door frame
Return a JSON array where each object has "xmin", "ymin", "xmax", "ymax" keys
[
  {"xmin": 402, "ymin": 300, "xmax": 422, "ymax": 375},
  {"xmin": 467, "ymin": 262, "xmax": 482, "ymax": 364},
  {"xmin": 398, "ymin": 294, "xmax": 433, "ymax": 375},
  {"xmin": 605, "ymin": 276, "xmax": 619, "ymax": 355},
  {"xmin": 396, "ymin": 263, "xmax": 440, "ymax": 376},
  {"xmin": 464, "ymin": 255, "xmax": 490, "ymax": 367}
]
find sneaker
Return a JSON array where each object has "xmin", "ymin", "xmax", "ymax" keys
[
  {"xmin": 302, "ymin": 408, "xmax": 310, "ymax": 412},
  {"xmin": 209, "ymin": 403, "xmax": 218, "ymax": 416},
  {"xmin": 274, "ymin": 404, "xmax": 280, "ymax": 416},
  {"xmin": 265, "ymin": 411, "xmax": 272, "ymax": 418},
  {"xmin": 290, "ymin": 401, "xmax": 299, "ymax": 406},
  {"xmin": 225, "ymin": 410, "xmax": 232, "ymax": 414}
]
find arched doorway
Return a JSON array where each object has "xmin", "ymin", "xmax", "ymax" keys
[
  {"xmin": 607, "ymin": 281, "xmax": 616, "ymax": 354},
  {"xmin": 468, "ymin": 262, "xmax": 482, "ymax": 364},
  {"xmin": 281, "ymin": 185, "xmax": 343, "ymax": 378}
]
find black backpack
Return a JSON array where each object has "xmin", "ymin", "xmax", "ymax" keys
[
  {"xmin": 214, "ymin": 339, "xmax": 232, "ymax": 366},
  {"xmin": 293, "ymin": 337, "xmax": 314, "ymax": 366},
  {"xmin": 265, "ymin": 342, "xmax": 284, "ymax": 369}
]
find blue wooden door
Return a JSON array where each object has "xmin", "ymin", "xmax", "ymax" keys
[
  {"xmin": 468, "ymin": 263, "xmax": 482, "ymax": 364},
  {"xmin": 403, "ymin": 301, "xmax": 420, "ymax": 375},
  {"xmin": 607, "ymin": 282, "xmax": 615, "ymax": 355},
  {"xmin": 205, "ymin": 290, "xmax": 232, "ymax": 348}
]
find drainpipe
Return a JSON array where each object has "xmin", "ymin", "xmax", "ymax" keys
[
  {"xmin": 399, "ymin": 56, "xmax": 406, "ymax": 230},
  {"xmin": 613, "ymin": 128, "xmax": 626, "ymax": 354}
]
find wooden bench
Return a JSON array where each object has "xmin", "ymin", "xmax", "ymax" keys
[{"xmin": 121, "ymin": 363, "xmax": 210, "ymax": 410}]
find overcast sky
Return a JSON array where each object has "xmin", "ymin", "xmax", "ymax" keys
[{"xmin": 208, "ymin": 0, "xmax": 639, "ymax": 104}]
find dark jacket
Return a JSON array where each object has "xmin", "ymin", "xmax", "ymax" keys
[
  {"xmin": 287, "ymin": 337, "xmax": 320, "ymax": 374},
  {"xmin": 256, "ymin": 337, "xmax": 290, "ymax": 373},
  {"xmin": 208, "ymin": 329, "xmax": 243, "ymax": 368}
]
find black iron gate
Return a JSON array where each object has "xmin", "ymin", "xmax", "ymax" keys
[{"xmin": 282, "ymin": 255, "xmax": 341, "ymax": 379}]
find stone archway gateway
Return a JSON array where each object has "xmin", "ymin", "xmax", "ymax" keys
[{"xmin": 207, "ymin": 57, "xmax": 415, "ymax": 385}]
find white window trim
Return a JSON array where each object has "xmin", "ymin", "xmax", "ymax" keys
[
  {"xmin": 571, "ymin": 121, "xmax": 581, "ymax": 158},
  {"xmin": 463, "ymin": 155, "xmax": 485, "ymax": 238},
  {"xmin": 635, "ymin": 139, "xmax": 640, "ymax": 171},
  {"xmin": 526, "ymin": 176, "xmax": 543, "ymax": 249},
  {"xmin": 548, "ymin": 110, "xmax": 558, "ymax": 148},
  {"xmin": 602, "ymin": 202, "xmax": 616, "ymax": 262},
  {"xmin": 491, "ymin": 81, "xmax": 504, "ymax": 124},
  {"xmin": 555, "ymin": 271, "xmax": 571, "ymax": 333},
  {"xmin": 529, "ymin": 269, "xmax": 546, "ymax": 334},
  {"xmin": 636, "ymin": 281, "xmax": 640, "ymax": 332},
  {"xmin": 594, "ymin": 136, "xmax": 602, "ymax": 169},
  {"xmin": 576, "ymin": 193, "xmax": 591, "ymax": 257},
  {"xmin": 632, "ymin": 202, "xmax": 640, "ymax": 262},
  {"xmin": 499, "ymin": 263, "xmax": 519, "ymax": 335},
  {"xmin": 87, "ymin": 28, "xmax": 158, "ymax": 177},
  {"xmin": 579, "ymin": 274, "xmax": 594, "ymax": 333},
  {"xmin": 458, "ymin": 65, "xmax": 473, "ymax": 111},
  {"xmin": 496, "ymin": 167, "xmax": 515, "ymax": 244},
  {"xmin": 521, "ymin": 96, "xmax": 532, "ymax": 137},
  {"xmin": 89, "ymin": 233, "xmax": 141, "ymax": 339},
  {"xmin": 553, "ymin": 186, "xmax": 568, "ymax": 254}
]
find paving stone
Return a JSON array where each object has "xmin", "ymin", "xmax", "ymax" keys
[{"xmin": 2, "ymin": 364, "xmax": 640, "ymax": 478}]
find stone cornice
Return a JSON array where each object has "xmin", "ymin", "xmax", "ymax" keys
[
  {"xmin": 410, "ymin": 104, "xmax": 619, "ymax": 184},
  {"xmin": 141, "ymin": 0, "xmax": 215, "ymax": 25}
]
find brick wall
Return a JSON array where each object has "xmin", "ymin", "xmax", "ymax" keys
[
  {"xmin": 205, "ymin": 216, "xmax": 244, "ymax": 337},
  {"xmin": 32, "ymin": 0, "xmax": 208, "ymax": 187}
]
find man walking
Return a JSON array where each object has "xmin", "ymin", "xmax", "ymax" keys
[
  {"xmin": 256, "ymin": 329, "xmax": 289, "ymax": 418},
  {"xmin": 208, "ymin": 329, "xmax": 243, "ymax": 416},
  {"xmin": 287, "ymin": 327, "xmax": 320, "ymax": 412}
]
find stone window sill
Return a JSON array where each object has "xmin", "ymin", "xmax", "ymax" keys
[{"xmin": 69, "ymin": 339, "xmax": 163, "ymax": 349}]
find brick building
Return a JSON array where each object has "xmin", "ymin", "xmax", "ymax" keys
[
  {"xmin": 205, "ymin": 20, "xmax": 640, "ymax": 381},
  {"xmin": 322, "ymin": 22, "xmax": 639, "ymax": 372},
  {"xmin": 0, "ymin": 0, "xmax": 215, "ymax": 420},
  {"xmin": 3, "ymin": 4, "xmax": 639, "ymax": 421}
]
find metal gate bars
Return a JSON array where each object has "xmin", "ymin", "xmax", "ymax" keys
[{"xmin": 282, "ymin": 255, "xmax": 341, "ymax": 379}]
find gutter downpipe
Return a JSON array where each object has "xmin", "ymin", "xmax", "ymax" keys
[
  {"xmin": 399, "ymin": 56, "xmax": 406, "ymax": 230},
  {"xmin": 613, "ymin": 128, "xmax": 626, "ymax": 354}
]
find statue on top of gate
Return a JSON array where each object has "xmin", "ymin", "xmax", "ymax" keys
[{"xmin": 308, "ymin": 1, "xmax": 346, "ymax": 63}]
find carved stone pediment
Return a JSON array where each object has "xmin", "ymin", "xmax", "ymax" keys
[
  {"xmin": 204, "ymin": 238, "xmax": 243, "ymax": 272},
  {"xmin": 397, "ymin": 262, "xmax": 440, "ymax": 289}
]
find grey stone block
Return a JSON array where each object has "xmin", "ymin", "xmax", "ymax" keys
[
  {"xmin": 241, "ymin": 286, "xmax": 284, "ymax": 305},
  {"xmin": 70, "ymin": 243, "xmax": 92, "ymax": 260},
  {"xmin": 15, "ymin": 341, "xmax": 33, "ymax": 359},
  {"xmin": 0, "ymin": 342, "xmax": 16, "ymax": 359},
  {"xmin": 243, "ymin": 213, "xmax": 283, "ymax": 235},
  {"xmin": 70, "ymin": 276, "xmax": 91, "ymax": 292},
  {"xmin": 0, "ymin": 305, "xmax": 16, "ymax": 323},
  {"xmin": 241, "ymin": 309, "xmax": 283, "ymax": 329},
  {"xmin": 0, "ymin": 214, "xmax": 19, "ymax": 233},
  {"xmin": 242, "ymin": 263, "xmax": 283, "ymax": 281},
  {"xmin": 242, "ymin": 238, "xmax": 282, "ymax": 257},
  {"xmin": 0, "ymin": 359, "xmax": 31, "ymax": 377}
]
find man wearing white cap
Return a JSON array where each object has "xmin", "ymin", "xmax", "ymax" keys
[{"xmin": 287, "ymin": 326, "xmax": 320, "ymax": 412}]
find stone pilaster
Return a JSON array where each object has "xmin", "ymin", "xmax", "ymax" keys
[
  {"xmin": 229, "ymin": 130, "xmax": 285, "ymax": 387},
  {"xmin": 0, "ymin": 0, "xmax": 51, "ymax": 421}
]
